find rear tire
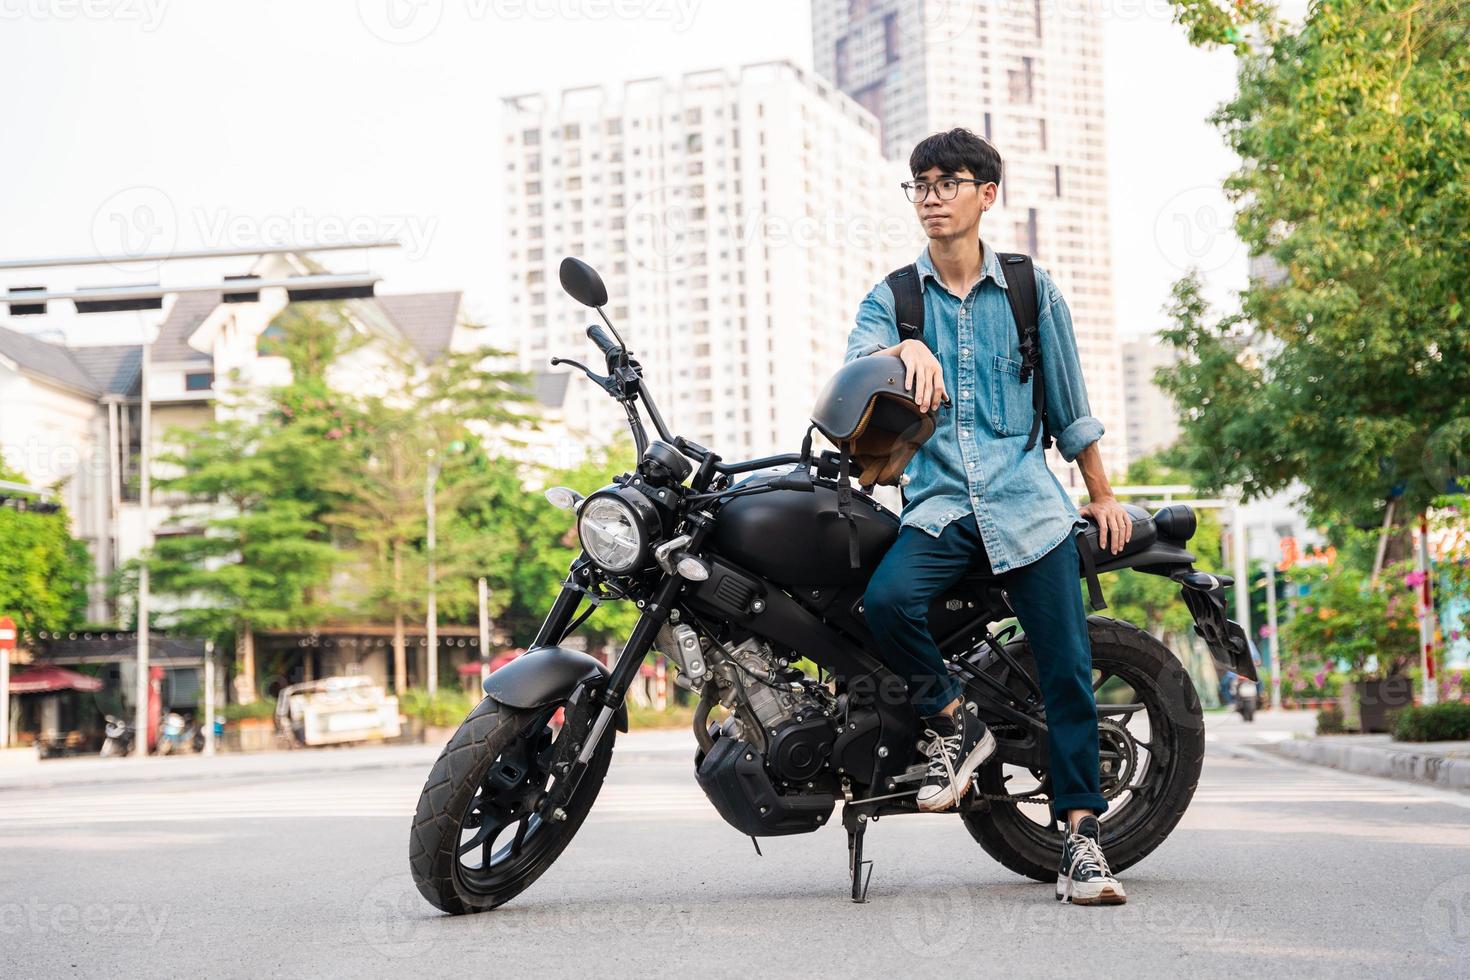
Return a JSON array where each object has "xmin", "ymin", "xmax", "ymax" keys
[
  {"xmin": 408, "ymin": 694, "xmax": 615, "ymax": 913},
  {"xmin": 962, "ymin": 616, "xmax": 1204, "ymax": 883}
]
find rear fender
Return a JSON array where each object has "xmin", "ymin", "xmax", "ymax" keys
[
  {"xmin": 483, "ymin": 645, "xmax": 629, "ymax": 732},
  {"xmin": 1172, "ymin": 570, "xmax": 1259, "ymax": 682}
]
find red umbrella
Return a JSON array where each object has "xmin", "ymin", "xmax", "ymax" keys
[{"xmin": 8, "ymin": 665, "xmax": 104, "ymax": 694}]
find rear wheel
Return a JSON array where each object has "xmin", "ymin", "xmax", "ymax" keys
[
  {"xmin": 408, "ymin": 694, "xmax": 615, "ymax": 913},
  {"xmin": 961, "ymin": 616, "xmax": 1204, "ymax": 882}
]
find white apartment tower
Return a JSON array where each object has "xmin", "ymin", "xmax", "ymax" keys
[
  {"xmin": 502, "ymin": 61, "xmax": 916, "ymax": 466},
  {"xmin": 812, "ymin": 0, "xmax": 1129, "ymax": 482}
]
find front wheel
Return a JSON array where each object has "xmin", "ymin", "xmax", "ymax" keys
[
  {"xmin": 408, "ymin": 693, "xmax": 615, "ymax": 913},
  {"xmin": 961, "ymin": 616, "xmax": 1205, "ymax": 882}
]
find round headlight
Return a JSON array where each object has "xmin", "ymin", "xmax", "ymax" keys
[{"xmin": 577, "ymin": 492, "xmax": 653, "ymax": 573}]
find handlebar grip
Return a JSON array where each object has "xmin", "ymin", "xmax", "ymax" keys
[{"xmin": 586, "ymin": 324, "xmax": 619, "ymax": 356}]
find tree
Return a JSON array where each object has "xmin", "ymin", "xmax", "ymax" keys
[
  {"xmin": 149, "ymin": 418, "xmax": 338, "ymax": 700},
  {"xmin": 0, "ymin": 464, "xmax": 90, "ymax": 636},
  {"xmin": 328, "ymin": 342, "xmax": 533, "ymax": 691},
  {"xmin": 452, "ymin": 440, "xmax": 642, "ymax": 648},
  {"xmin": 1158, "ymin": 0, "xmax": 1470, "ymax": 546}
]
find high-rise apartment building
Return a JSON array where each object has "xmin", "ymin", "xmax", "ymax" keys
[
  {"xmin": 1120, "ymin": 337, "xmax": 1183, "ymax": 467},
  {"xmin": 812, "ymin": 0, "xmax": 1129, "ymax": 483},
  {"xmin": 502, "ymin": 61, "xmax": 916, "ymax": 464}
]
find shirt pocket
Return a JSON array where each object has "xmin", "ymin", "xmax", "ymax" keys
[{"xmin": 990, "ymin": 354, "xmax": 1034, "ymax": 437}]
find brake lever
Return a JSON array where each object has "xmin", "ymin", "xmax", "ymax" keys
[{"xmin": 549, "ymin": 356, "xmax": 610, "ymax": 389}]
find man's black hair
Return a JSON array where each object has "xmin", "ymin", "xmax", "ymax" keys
[{"xmin": 909, "ymin": 128, "xmax": 1003, "ymax": 185}]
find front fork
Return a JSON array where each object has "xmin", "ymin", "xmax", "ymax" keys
[{"xmin": 534, "ymin": 559, "xmax": 684, "ymax": 810}]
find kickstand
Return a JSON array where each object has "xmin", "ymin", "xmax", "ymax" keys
[{"xmin": 843, "ymin": 806, "xmax": 874, "ymax": 903}]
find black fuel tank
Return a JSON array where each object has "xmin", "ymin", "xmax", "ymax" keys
[{"xmin": 710, "ymin": 479, "xmax": 898, "ymax": 586}]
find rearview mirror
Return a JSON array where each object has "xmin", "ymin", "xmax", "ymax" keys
[{"xmin": 559, "ymin": 257, "xmax": 608, "ymax": 309}]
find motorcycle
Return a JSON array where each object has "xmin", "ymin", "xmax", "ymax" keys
[
  {"xmin": 1233, "ymin": 677, "xmax": 1259, "ymax": 722},
  {"xmin": 409, "ymin": 257, "xmax": 1259, "ymax": 912},
  {"xmin": 100, "ymin": 714, "xmax": 134, "ymax": 757}
]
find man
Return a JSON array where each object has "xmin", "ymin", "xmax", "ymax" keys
[{"xmin": 844, "ymin": 128, "xmax": 1132, "ymax": 906}]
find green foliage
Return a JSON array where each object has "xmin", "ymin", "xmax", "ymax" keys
[
  {"xmin": 221, "ymin": 698, "xmax": 276, "ymax": 722},
  {"xmin": 149, "ymin": 417, "xmax": 338, "ymax": 642},
  {"xmin": 1279, "ymin": 556, "xmax": 1419, "ymax": 682},
  {"xmin": 455, "ymin": 439, "xmax": 642, "ymax": 646},
  {"xmin": 0, "ymin": 464, "xmax": 90, "ymax": 635},
  {"xmin": 1393, "ymin": 701, "xmax": 1470, "ymax": 742},
  {"xmin": 398, "ymin": 686, "xmax": 479, "ymax": 727},
  {"xmin": 1316, "ymin": 703, "xmax": 1347, "ymax": 735},
  {"xmin": 1159, "ymin": 0, "xmax": 1470, "ymax": 530},
  {"xmin": 1165, "ymin": 0, "xmax": 1281, "ymax": 52}
]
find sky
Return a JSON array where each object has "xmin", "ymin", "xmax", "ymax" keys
[{"xmin": 0, "ymin": 0, "xmax": 1252, "ymax": 346}]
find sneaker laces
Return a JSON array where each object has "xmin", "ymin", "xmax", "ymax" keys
[
  {"xmin": 922, "ymin": 725, "xmax": 963, "ymax": 788},
  {"xmin": 1066, "ymin": 831, "xmax": 1113, "ymax": 880}
]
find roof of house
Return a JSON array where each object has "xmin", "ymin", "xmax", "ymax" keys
[
  {"xmin": 0, "ymin": 289, "xmax": 465, "ymax": 400},
  {"xmin": 375, "ymin": 292, "xmax": 463, "ymax": 363},
  {"xmin": 0, "ymin": 324, "xmax": 110, "ymax": 396},
  {"xmin": 151, "ymin": 291, "xmax": 220, "ymax": 365},
  {"xmin": 66, "ymin": 344, "xmax": 143, "ymax": 395}
]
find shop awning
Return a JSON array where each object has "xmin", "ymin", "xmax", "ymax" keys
[{"xmin": 7, "ymin": 665, "xmax": 104, "ymax": 694}]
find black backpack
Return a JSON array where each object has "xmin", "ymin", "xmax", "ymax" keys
[{"xmin": 885, "ymin": 252, "xmax": 1052, "ymax": 453}]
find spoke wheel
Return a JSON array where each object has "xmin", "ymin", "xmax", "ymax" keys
[
  {"xmin": 961, "ymin": 616, "xmax": 1204, "ymax": 883},
  {"xmin": 409, "ymin": 695, "xmax": 616, "ymax": 914}
]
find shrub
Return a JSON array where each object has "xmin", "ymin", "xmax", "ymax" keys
[
  {"xmin": 1393, "ymin": 702, "xmax": 1470, "ymax": 742},
  {"xmin": 1316, "ymin": 704, "xmax": 1346, "ymax": 735},
  {"xmin": 398, "ymin": 687, "xmax": 478, "ymax": 728},
  {"xmin": 222, "ymin": 699, "xmax": 276, "ymax": 722}
]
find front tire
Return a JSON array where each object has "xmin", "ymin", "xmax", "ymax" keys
[
  {"xmin": 962, "ymin": 616, "xmax": 1204, "ymax": 883},
  {"xmin": 408, "ymin": 694, "xmax": 615, "ymax": 913}
]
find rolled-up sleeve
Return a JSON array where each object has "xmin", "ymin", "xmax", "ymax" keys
[
  {"xmin": 845, "ymin": 282, "xmax": 900, "ymax": 363},
  {"xmin": 1037, "ymin": 271, "xmax": 1104, "ymax": 462}
]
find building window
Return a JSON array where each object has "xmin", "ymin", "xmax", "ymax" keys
[
  {"xmin": 185, "ymin": 371, "xmax": 214, "ymax": 392},
  {"xmin": 522, "ymin": 128, "xmax": 540, "ymax": 145},
  {"xmin": 983, "ymin": 111, "xmax": 992, "ymax": 142},
  {"xmin": 835, "ymin": 36, "xmax": 849, "ymax": 88},
  {"xmin": 1054, "ymin": 165, "xmax": 1063, "ymax": 198},
  {"xmin": 883, "ymin": 12, "xmax": 900, "ymax": 63},
  {"xmin": 1038, "ymin": 117, "xmax": 1047, "ymax": 151}
]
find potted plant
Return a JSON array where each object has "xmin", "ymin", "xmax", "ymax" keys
[{"xmin": 1281, "ymin": 557, "xmax": 1417, "ymax": 733}]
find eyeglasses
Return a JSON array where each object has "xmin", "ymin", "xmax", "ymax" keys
[{"xmin": 901, "ymin": 177, "xmax": 989, "ymax": 204}]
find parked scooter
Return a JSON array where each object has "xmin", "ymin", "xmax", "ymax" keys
[
  {"xmin": 157, "ymin": 712, "xmax": 198, "ymax": 755},
  {"xmin": 100, "ymin": 714, "xmax": 134, "ymax": 757},
  {"xmin": 1233, "ymin": 676, "xmax": 1259, "ymax": 722}
]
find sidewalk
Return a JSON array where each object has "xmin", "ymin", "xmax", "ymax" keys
[
  {"xmin": 0, "ymin": 727, "xmax": 696, "ymax": 793},
  {"xmin": 1268, "ymin": 734, "xmax": 1470, "ymax": 792}
]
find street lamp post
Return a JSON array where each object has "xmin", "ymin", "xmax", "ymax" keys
[
  {"xmin": 134, "ymin": 321, "xmax": 153, "ymax": 758},
  {"xmin": 425, "ymin": 451, "xmax": 440, "ymax": 697}
]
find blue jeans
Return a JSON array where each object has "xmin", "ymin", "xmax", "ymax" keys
[{"xmin": 862, "ymin": 513, "xmax": 1109, "ymax": 824}]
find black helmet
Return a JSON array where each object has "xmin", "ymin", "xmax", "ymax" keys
[{"xmin": 811, "ymin": 354, "xmax": 936, "ymax": 486}]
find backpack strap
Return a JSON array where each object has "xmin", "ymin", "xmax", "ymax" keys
[
  {"xmin": 885, "ymin": 265, "xmax": 926, "ymax": 347},
  {"xmin": 995, "ymin": 252, "xmax": 1052, "ymax": 453}
]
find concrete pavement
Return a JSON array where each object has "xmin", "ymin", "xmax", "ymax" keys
[{"xmin": 2, "ymin": 713, "xmax": 1467, "ymax": 978}]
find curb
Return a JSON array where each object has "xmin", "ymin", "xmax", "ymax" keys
[{"xmin": 1268, "ymin": 738, "xmax": 1470, "ymax": 792}]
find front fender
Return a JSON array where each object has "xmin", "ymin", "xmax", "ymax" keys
[{"xmin": 483, "ymin": 645, "xmax": 629, "ymax": 732}]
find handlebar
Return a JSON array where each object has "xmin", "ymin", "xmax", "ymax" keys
[{"xmin": 586, "ymin": 324, "xmax": 619, "ymax": 357}]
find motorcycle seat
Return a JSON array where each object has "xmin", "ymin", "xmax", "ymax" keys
[{"xmin": 1077, "ymin": 503, "xmax": 1158, "ymax": 564}]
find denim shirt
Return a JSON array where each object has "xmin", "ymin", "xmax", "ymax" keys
[{"xmin": 843, "ymin": 239, "xmax": 1103, "ymax": 573}]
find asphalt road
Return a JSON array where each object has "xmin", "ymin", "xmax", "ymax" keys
[{"xmin": 3, "ymin": 711, "xmax": 1468, "ymax": 979}]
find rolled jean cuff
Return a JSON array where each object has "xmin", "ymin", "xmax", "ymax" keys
[{"xmin": 1049, "ymin": 793, "xmax": 1109, "ymax": 827}]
